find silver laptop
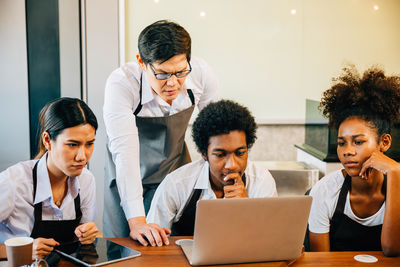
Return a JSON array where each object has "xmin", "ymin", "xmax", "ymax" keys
[{"xmin": 178, "ymin": 196, "xmax": 312, "ymax": 265}]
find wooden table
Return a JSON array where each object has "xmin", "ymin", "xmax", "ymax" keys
[
  {"xmin": 57, "ymin": 237, "xmax": 290, "ymax": 267},
  {"xmin": 2, "ymin": 237, "xmax": 400, "ymax": 266},
  {"xmin": 294, "ymin": 251, "xmax": 400, "ymax": 266}
]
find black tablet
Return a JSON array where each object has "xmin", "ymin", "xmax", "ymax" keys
[{"xmin": 55, "ymin": 238, "xmax": 141, "ymax": 267}]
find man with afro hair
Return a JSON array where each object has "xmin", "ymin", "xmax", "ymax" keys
[{"xmin": 147, "ymin": 100, "xmax": 277, "ymax": 236}]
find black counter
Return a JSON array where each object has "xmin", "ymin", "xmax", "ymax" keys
[{"xmin": 296, "ymin": 99, "xmax": 400, "ymax": 162}]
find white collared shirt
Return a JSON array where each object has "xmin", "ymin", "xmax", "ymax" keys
[
  {"xmin": 146, "ymin": 159, "xmax": 278, "ymax": 229},
  {"xmin": 0, "ymin": 154, "xmax": 97, "ymax": 243},
  {"xmin": 103, "ymin": 56, "xmax": 220, "ymax": 219}
]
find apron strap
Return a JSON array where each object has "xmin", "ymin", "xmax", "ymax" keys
[
  {"xmin": 32, "ymin": 161, "xmax": 42, "ymax": 221},
  {"xmin": 381, "ymin": 175, "xmax": 387, "ymax": 197},
  {"xmin": 187, "ymin": 89, "xmax": 195, "ymax": 105},
  {"xmin": 182, "ymin": 188, "xmax": 202, "ymax": 215},
  {"xmin": 33, "ymin": 161, "xmax": 39, "ymax": 200},
  {"xmin": 74, "ymin": 194, "xmax": 82, "ymax": 219},
  {"xmin": 333, "ymin": 174, "xmax": 351, "ymax": 216},
  {"xmin": 170, "ymin": 188, "xmax": 202, "ymax": 236},
  {"xmin": 133, "ymin": 74, "xmax": 143, "ymax": 116}
]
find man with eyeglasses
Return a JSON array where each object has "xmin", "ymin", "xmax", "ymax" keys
[{"xmin": 103, "ymin": 20, "xmax": 219, "ymax": 247}]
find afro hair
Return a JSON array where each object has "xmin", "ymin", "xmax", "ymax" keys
[
  {"xmin": 192, "ymin": 100, "xmax": 257, "ymax": 155},
  {"xmin": 319, "ymin": 64, "xmax": 400, "ymax": 136}
]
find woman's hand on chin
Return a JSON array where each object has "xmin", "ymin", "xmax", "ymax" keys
[{"xmin": 359, "ymin": 151, "xmax": 400, "ymax": 179}]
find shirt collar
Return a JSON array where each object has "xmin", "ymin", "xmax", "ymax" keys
[
  {"xmin": 194, "ymin": 159, "xmax": 218, "ymax": 199},
  {"xmin": 141, "ymin": 72, "xmax": 154, "ymax": 105},
  {"xmin": 34, "ymin": 153, "xmax": 80, "ymax": 204},
  {"xmin": 34, "ymin": 154, "xmax": 52, "ymax": 204},
  {"xmin": 194, "ymin": 159, "xmax": 211, "ymax": 190},
  {"xmin": 68, "ymin": 176, "xmax": 80, "ymax": 199},
  {"xmin": 183, "ymin": 74, "xmax": 195, "ymax": 91}
]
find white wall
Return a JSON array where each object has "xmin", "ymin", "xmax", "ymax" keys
[
  {"xmin": 85, "ymin": 0, "xmax": 120, "ymax": 231},
  {"xmin": 59, "ymin": 0, "xmax": 81, "ymax": 98},
  {"xmin": 125, "ymin": 0, "xmax": 400, "ymax": 123},
  {"xmin": 0, "ymin": 0, "xmax": 30, "ymax": 171},
  {"xmin": 302, "ymin": 0, "xmax": 400, "ymax": 102}
]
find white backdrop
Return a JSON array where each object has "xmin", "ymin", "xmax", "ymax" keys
[
  {"xmin": 1, "ymin": 0, "xmax": 32, "ymax": 171},
  {"xmin": 125, "ymin": 0, "xmax": 400, "ymax": 123}
]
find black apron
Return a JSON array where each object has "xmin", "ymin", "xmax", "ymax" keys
[
  {"xmin": 103, "ymin": 73, "xmax": 195, "ymax": 238},
  {"xmin": 133, "ymin": 75, "xmax": 195, "ymax": 186},
  {"xmin": 30, "ymin": 161, "xmax": 82, "ymax": 243},
  {"xmin": 329, "ymin": 174, "xmax": 386, "ymax": 251},
  {"xmin": 171, "ymin": 174, "xmax": 247, "ymax": 236}
]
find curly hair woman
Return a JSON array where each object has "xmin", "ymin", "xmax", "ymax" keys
[{"xmin": 308, "ymin": 65, "xmax": 400, "ymax": 256}]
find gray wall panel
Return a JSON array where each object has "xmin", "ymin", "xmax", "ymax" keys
[
  {"xmin": 0, "ymin": 0, "xmax": 30, "ymax": 171},
  {"xmin": 59, "ymin": 0, "xmax": 81, "ymax": 99},
  {"xmin": 85, "ymin": 0, "xmax": 120, "ymax": 231}
]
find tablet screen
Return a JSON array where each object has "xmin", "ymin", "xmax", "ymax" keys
[{"xmin": 55, "ymin": 238, "xmax": 141, "ymax": 267}]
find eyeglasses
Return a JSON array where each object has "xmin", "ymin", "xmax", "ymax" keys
[{"xmin": 149, "ymin": 62, "xmax": 192, "ymax": 80}]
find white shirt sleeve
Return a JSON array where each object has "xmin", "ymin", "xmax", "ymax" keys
[
  {"xmin": 103, "ymin": 68, "xmax": 145, "ymax": 219},
  {"xmin": 79, "ymin": 170, "xmax": 97, "ymax": 224},
  {"xmin": 308, "ymin": 181, "xmax": 332, "ymax": 234},
  {"xmin": 192, "ymin": 58, "xmax": 220, "ymax": 111},
  {"xmin": 146, "ymin": 175, "xmax": 178, "ymax": 229},
  {"xmin": 259, "ymin": 170, "xmax": 278, "ymax": 197},
  {"xmin": 0, "ymin": 169, "xmax": 16, "ymax": 221},
  {"xmin": 246, "ymin": 163, "xmax": 278, "ymax": 198},
  {"xmin": 250, "ymin": 172, "xmax": 278, "ymax": 197}
]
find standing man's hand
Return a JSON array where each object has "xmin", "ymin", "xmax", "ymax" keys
[
  {"xmin": 223, "ymin": 173, "xmax": 248, "ymax": 198},
  {"xmin": 128, "ymin": 216, "xmax": 171, "ymax": 246}
]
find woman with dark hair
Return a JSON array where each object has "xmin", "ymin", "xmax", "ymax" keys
[
  {"xmin": 103, "ymin": 20, "xmax": 219, "ymax": 246},
  {"xmin": 0, "ymin": 97, "xmax": 99, "ymax": 259},
  {"xmin": 308, "ymin": 65, "xmax": 400, "ymax": 256}
]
